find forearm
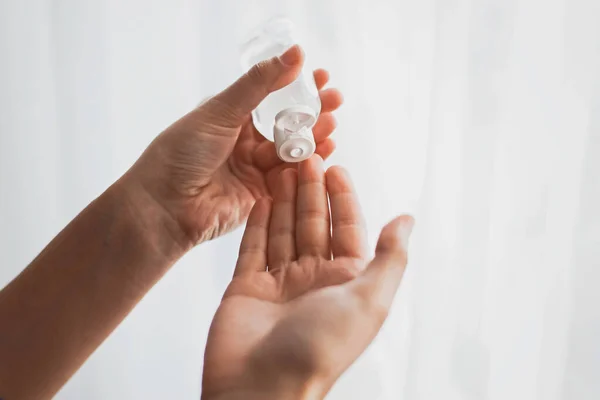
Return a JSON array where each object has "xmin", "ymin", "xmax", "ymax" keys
[{"xmin": 0, "ymin": 174, "xmax": 190, "ymax": 399}]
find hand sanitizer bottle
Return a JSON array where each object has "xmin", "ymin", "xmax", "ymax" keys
[{"xmin": 240, "ymin": 17, "xmax": 321, "ymax": 162}]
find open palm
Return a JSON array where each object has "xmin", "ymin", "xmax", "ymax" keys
[{"xmin": 202, "ymin": 156, "xmax": 414, "ymax": 399}]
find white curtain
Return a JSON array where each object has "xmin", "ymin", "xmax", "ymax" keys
[{"xmin": 1, "ymin": 0, "xmax": 599, "ymax": 399}]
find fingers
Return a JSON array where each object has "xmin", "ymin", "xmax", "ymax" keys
[
  {"xmin": 315, "ymin": 138, "xmax": 336, "ymax": 160},
  {"xmin": 268, "ymin": 169, "xmax": 298, "ymax": 266},
  {"xmin": 312, "ymin": 113, "xmax": 337, "ymax": 142},
  {"xmin": 266, "ymin": 163, "xmax": 291, "ymax": 194},
  {"xmin": 254, "ymin": 140, "xmax": 284, "ymax": 172},
  {"xmin": 296, "ymin": 155, "xmax": 331, "ymax": 258},
  {"xmin": 249, "ymin": 65, "xmax": 341, "ymax": 172},
  {"xmin": 253, "ymin": 137, "xmax": 336, "ymax": 174},
  {"xmin": 214, "ymin": 45, "xmax": 304, "ymax": 125},
  {"xmin": 319, "ymin": 88, "xmax": 344, "ymax": 113},
  {"xmin": 325, "ymin": 167, "xmax": 368, "ymax": 260},
  {"xmin": 353, "ymin": 216, "xmax": 414, "ymax": 314},
  {"xmin": 233, "ymin": 198, "xmax": 272, "ymax": 276},
  {"xmin": 313, "ymin": 68, "xmax": 343, "ymax": 112},
  {"xmin": 262, "ymin": 137, "xmax": 334, "ymax": 195},
  {"xmin": 253, "ymin": 113, "xmax": 337, "ymax": 173},
  {"xmin": 313, "ymin": 68, "xmax": 330, "ymax": 90}
]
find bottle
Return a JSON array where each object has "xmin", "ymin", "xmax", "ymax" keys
[{"xmin": 240, "ymin": 17, "xmax": 321, "ymax": 162}]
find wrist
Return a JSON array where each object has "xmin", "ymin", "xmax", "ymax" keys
[
  {"xmin": 110, "ymin": 172, "xmax": 192, "ymax": 264},
  {"xmin": 203, "ymin": 387, "xmax": 321, "ymax": 400},
  {"xmin": 124, "ymin": 155, "xmax": 220, "ymax": 249},
  {"xmin": 202, "ymin": 374, "xmax": 326, "ymax": 400}
]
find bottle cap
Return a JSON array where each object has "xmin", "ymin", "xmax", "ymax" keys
[{"xmin": 273, "ymin": 106, "xmax": 317, "ymax": 163}]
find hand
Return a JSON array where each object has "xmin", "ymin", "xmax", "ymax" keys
[
  {"xmin": 202, "ymin": 156, "xmax": 414, "ymax": 400},
  {"xmin": 125, "ymin": 45, "xmax": 343, "ymax": 248}
]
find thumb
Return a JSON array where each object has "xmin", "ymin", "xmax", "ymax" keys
[
  {"xmin": 353, "ymin": 215, "xmax": 415, "ymax": 317},
  {"xmin": 213, "ymin": 45, "xmax": 304, "ymax": 125}
]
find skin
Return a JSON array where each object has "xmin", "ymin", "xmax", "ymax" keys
[
  {"xmin": 202, "ymin": 158, "xmax": 414, "ymax": 400},
  {"xmin": 0, "ymin": 45, "xmax": 413, "ymax": 400}
]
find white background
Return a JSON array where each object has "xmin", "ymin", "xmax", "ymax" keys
[{"xmin": 1, "ymin": 0, "xmax": 599, "ymax": 399}]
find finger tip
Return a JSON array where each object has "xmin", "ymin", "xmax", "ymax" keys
[
  {"xmin": 325, "ymin": 165, "xmax": 354, "ymax": 195},
  {"xmin": 313, "ymin": 68, "xmax": 330, "ymax": 88},
  {"xmin": 386, "ymin": 215, "xmax": 415, "ymax": 230},
  {"xmin": 294, "ymin": 44, "xmax": 305, "ymax": 57},
  {"xmin": 325, "ymin": 164, "xmax": 347, "ymax": 179},
  {"xmin": 316, "ymin": 139, "xmax": 336, "ymax": 160},
  {"xmin": 327, "ymin": 138, "xmax": 337, "ymax": 151},
  {"xmin": 311, "ymin": 152, "xmax": 325, "ymax": 166},
  {"xmin": 398, "ymin": 214, "xmax": 416, "ymax": 227},
  {"xmin": 315, "ymin": 68, "xmax": 329, "ymax": 78},
  {"xmin": 279, "ymin": 44, "xmax": 304, "ymax": 67},
  {"xmin": 322, "ymin": 112, "xmax": 338, "ymax": 129},
  {"xmin": 297, "ymin": 153, "xmax": 325, "ymax": 182},
  {"xmin": 328, "ymin": 89, "xmax": 345, "ymax": 106},
  {"xmin": 313, "ymin": 113, "xmax": 337, "ymax": 143},
  {"xmin": 279, "ymin": 166, "xmax": 298, "ymax": 180},
  {"xmin": 385, "ymin": 215, "xmax": 415, "ymax": 248},
  {"xmin": 274, "ymin": 167, "xmax": 298, "ymax": 200},
  {"xmin": 319, "ymin": 88, "xmax": 345, "ymax": 111},
  {"xmin": 301, "ymin": 152, "xmax": 323, "ymax": 165}
]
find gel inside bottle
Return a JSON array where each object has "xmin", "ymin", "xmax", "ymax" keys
[{"xmin": 240, "ymin": 17, "xmax": 321, "ymax": 162}]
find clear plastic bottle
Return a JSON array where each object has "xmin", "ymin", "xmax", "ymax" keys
[{"xmin": 240, "ymin": 17, "xmax": 321, "ymax": 162}]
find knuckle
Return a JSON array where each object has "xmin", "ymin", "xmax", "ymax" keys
[
  {"xmin": 376, "ymin": 234, "xmax": 406, "ymax": 255},
  {"xmin": 297, "ymin": 208, "xmax": 329, "ymax": 223},
  {"xmin": 239, "ymin": 242, "xmax": 264, "ymax": 254},
  {"xmin": 335, "ymin": 263, "xmax": 361, "ymax": 281},
  {"xmin": 270, "ymin": 225, "xmax": 294, "ymax": 238},
  {"xmin": 374, "ymin": 252, "xmax": 409, "ymax": 274},
  {"xmin": 247, "ymin": 61, "xmax": 272, "ymax": 91},
  {"xmin": 247, "ymin": 63, "xmax": 265, "ymax": 81},
  {"xmin": 202, "ymin": 96, "xmax": 241, "ymax": 127},
  {"xmin": 332, "ymin": 215, "xmax": 361, "ymax": 229},
  {"xmin": 297, "ymin": 244, "xmax": 325, "ymax": 257},
  {"xmin": 332, "ymin": 242, "xmax": 364, "ymax": 259}
]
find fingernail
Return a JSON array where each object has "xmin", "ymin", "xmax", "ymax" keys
[
  {"xmin": 398, "ymin": 216, "xmax": 415, "ymax": 247},
  {"xmin": 279, "ymin": 45, "xmax": 302, "ymax": 67}
]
